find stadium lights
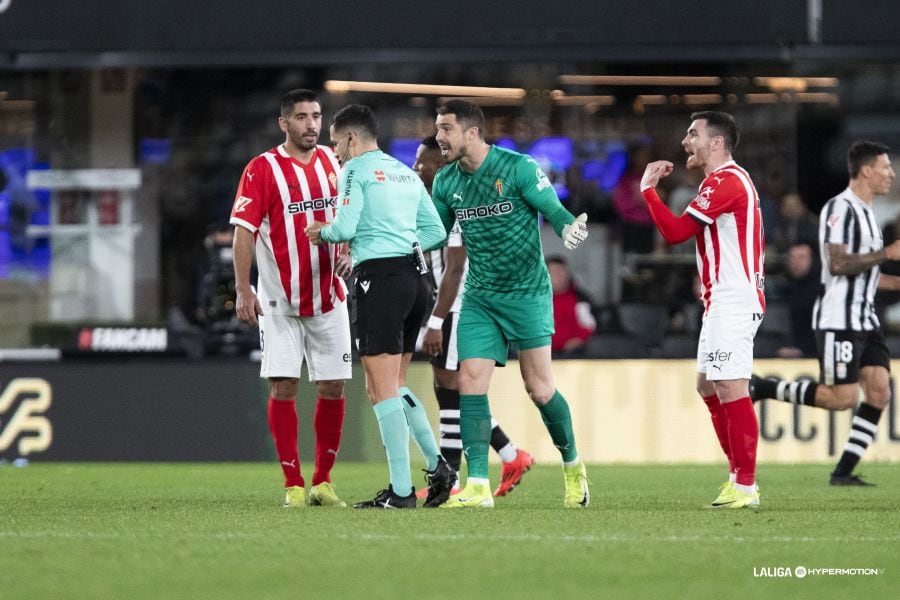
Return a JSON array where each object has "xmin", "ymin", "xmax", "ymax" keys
[
  {"xmin": 1, "ymin": 99, "xmax": 35, "ymax": 110},
  {"xmin": 794, "ymin": 92, "xmax": 839, "ymax": 104},
  {"xmin": 681, "ymin": 94, "xmax": 723, "ymax": 105},
  {"xmin": 436, "ymin": 96, "xmax": 525, "ymax": 106},
  {"xmin": 754, "ymin": 76, "xmax": 839, "ymax": 91},
  {"xmin": 551, "ymin": 94, "xmax": 616, "ymax": 106},
  {"xmin": 558, "ymin": 75, "xmax": 722, "ymax": 86},
  {"xmin": 558, "ymin": 74, "xmax": 838, "ymax": 92},
  {"xmin": 745, "ymin": 93, "xmax": 780, "ymax": 104},
  {"xmin": 745, "ymin": 92, "xmax": 838, "ymax": 104},
  {"xmin": 635, "ymin": 95, "xmax": 669, "ymax": 105},
  {"xmin": 324, "ymin": 80, "xmax": 527, "ymax": 98}
]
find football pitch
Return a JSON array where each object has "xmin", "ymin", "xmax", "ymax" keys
[{"xmin": 1, "ymin": 462, "xmax": 897, "ymax": 600}]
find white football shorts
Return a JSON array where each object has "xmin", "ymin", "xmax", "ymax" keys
[
  {"xmin": 696, "ymin": 312, "xmax": 762, "ymax": 381},
  {"xmin": 259, "ymin": 300, "xmax": 352, "ymax": 381}
]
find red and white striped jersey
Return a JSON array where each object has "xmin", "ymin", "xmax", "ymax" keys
[
  {"xmin": 684, "ymin": 160, "xmax": 766, "ymax": 316},
  {"xmin": 229, "ymin": 144, "xmax": 346, "ymax": 317}
]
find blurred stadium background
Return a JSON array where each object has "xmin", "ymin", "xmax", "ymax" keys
[
  {"xmin": 3, "ymin": 0, "xmax": 900, "ymax": 465},
  {"xmin": 0, "ymin": 0, "xmax": 900, "ymax": 600}
]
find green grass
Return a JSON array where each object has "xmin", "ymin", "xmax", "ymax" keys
[{"xmin": 1, "ymin": 463, "xmax": 898, "ymax": 600}]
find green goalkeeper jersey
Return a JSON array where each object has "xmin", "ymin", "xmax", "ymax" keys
[{"xmin": 431, "ymin": 145, "xmax": 576, "ymax": 298}]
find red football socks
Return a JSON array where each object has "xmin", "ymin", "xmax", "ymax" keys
[
  {"xmin": 702, "ymin": 393, "xmax": 734, "ymax": 473},
  {"xmin": 312, "ymin": 396, "xmax": 345, "ymax": 485},
  {"xmin": 268, "ymin": 397, "xmax": 303, "ymax": 488},
  {"xmin": 723, "ymin": 397, "xmax": 759, "ymax": 486}
]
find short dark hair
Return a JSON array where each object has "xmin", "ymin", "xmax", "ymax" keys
[
  {"xmin": 420, "ymin": 135, "xmax": 440, "ymax": 150},
  {"xmin": 437, "ymin": 100, "xmax": 485, "ymax": 139},
  {"xmin": 848, "ymin": 140, "xmax": 890, "ymax": 179},
  {"xmin": 690, "ymin": 111, "xmax": 739, "ymax": 153},
  {"xmin": 280, "ymin": 89, "xmax": 320, "ymax": 117},
  {"xmin": 331, "ymin": 104, "xmax": 378, "ymax": 139}
]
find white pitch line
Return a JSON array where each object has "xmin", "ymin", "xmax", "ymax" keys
[{"xmin": 3, "ymin": 531, "xmax": 899, "ymax": 544}]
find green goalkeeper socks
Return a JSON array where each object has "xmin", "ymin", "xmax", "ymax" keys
[
  {"xmin": 399, "ymin": 386, "xmax": 440, "ymax": 471},
  {"xmin": 373, "ymin": 396, "xmax": 413, "ymax": 496},
  {"xmin": 459, "ymin": 394, "xmax": 492, "ymax": 479},
  {"xmin": 538, "ymin": 390, "xmax": 578, "ymax": 463}
]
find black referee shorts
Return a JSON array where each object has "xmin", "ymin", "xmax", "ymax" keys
[{"xmin": 352, "ymin": 256, "xmax": 432, "ymax": 356}]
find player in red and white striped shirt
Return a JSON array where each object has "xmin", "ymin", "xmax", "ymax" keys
[
  {"xmin": 640, "ymin": 111, "xmax": 764, "ymax": 510},
  {"xmin": 231, "ymin": 89, "xmax": 352, "ymax": 509}
]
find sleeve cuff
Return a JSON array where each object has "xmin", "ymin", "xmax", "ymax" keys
[
  {"xmin": 229, "ymin": 217, "xmax": 257, "ymax": 233},
  {"xmin": 685, "ymin": 206, "xmax": 713, "ymax": 224}
]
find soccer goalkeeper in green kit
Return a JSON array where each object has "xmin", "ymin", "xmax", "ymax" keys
[{"xmin": 430, "ymin": 100, "xmax": 590, "ymax": 508}]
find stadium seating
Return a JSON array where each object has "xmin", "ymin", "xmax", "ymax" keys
[
  {"xmin": 617, "ymin": 303, "xmax": 669, "ymax": 349},
  {"xmin": 585, "ymin": 333, "xmax": 649, "ymax": 358},
  {"xmin": 652, "ymin": 335, "xmax": 697, "ymax": 358},
  {"xmin": 754, "ymin": 302, "xmax": 791, "ymax": 358}
]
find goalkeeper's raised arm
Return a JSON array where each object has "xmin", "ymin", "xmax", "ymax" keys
[{"xmin": 515, "ymin": 157, "xmax": 588, "ymax": 251}]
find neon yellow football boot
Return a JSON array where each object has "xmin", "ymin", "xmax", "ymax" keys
[
  {"xmin": 439, "ymin": 481, "xmax": 494, "ymax": 509},
  {"xmin": 283, "ymin": 485, "xmax": 307, "ymax": 508},
  {"xmin": 309, "ymin": 482, "xmax": 347, "ymax": 507},
  {"xmin": 563, "ymin": 462, "xmax": 590, "ymax": 508},
  {"xmin": 707, "ymin": 482, "xmax": 760, "ymax": 510},
  {"xmin": 727, "ymin": 488, "xmax": 760, "ymax": 510},
  {"xmin": 707, "ymin": 481, "xmax": 736, "ymax": 508}
]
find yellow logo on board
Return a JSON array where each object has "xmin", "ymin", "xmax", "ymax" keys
[{"xmin": 0, "ymin": 378, "xmax": 53, "ymax": 456}]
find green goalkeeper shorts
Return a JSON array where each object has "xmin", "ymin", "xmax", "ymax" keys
[{"xmin": 457, "ymin": 292, "xmax": 554, "ymax": 366}]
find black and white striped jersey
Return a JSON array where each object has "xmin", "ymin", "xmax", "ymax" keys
[
  {"xmin": 812, "ymin": 188, "xmax": 883, "ymax": 331},
  {"xmin": 426, "ymin": 222, "xmax": 467, "ymax": 314}
]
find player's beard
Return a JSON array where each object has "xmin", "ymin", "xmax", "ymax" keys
[
  {"xmin": 441, "ymin": 142, "xmax": 463, "ymax": 163},
  {"xmin": 685, "ymin": 144, "xmax": 706, "ymax": 171},
  {"xmin": 290, "ymin": 129, "xmax": 319, "ymax": 152}
]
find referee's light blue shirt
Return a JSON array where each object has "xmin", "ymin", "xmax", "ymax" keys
[{"xmin": 321, "ymin": 150, "xmax": 446, "ymax": 265}]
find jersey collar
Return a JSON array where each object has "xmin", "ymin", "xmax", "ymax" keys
[
  {"xmin": 458, "ymin": 145, "xmax": 496, "ymax": 177},
  {"xmin": 710, "ymin": 159, "xmax": 736, "ymax": 174},
  {"xmin": 843, "ymin": 187, "xmax": 871, "ymax": 208},
  {"xmin": 278, "ymin": 143, "xmax": 319, "ymax": 168}
]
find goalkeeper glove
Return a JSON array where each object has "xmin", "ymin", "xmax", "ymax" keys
[{"xmin": 562, "ymin": 213, "xmax": 588, "ymax": 250}]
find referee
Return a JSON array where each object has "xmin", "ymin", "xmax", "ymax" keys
[{"xmin": 306, "ymin": 104, "xmax": 454, "ymax": 508}]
